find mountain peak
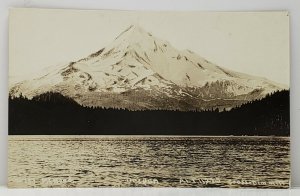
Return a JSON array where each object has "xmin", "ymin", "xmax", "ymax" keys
[
  {"xmin": 127, "ymin": 24, "xmax": 146, "ymax": 33},
  {"xmin": 100, "ymin": 24, "xmax": 158, "ymax": 58},
  {"xmin": 115, "ymin": 24, "xmax": 151, "ymax": 41}
]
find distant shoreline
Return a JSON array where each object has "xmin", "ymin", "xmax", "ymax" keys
[{"xmin": 9, "ymin": 90, "xmax": 290, "ymax": 136}]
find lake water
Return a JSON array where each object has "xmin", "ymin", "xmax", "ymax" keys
[{"xmin": 8, "ymin": 136, "xmax": 290, "ymax": 188}]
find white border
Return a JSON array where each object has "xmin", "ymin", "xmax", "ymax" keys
[
  {"xmin": 1, "ymin": 0, "xmax": 300, "ymax": 192},
  {"xmin": 0, "ymin": 186, "xmax": 300, "ymax": 196}
]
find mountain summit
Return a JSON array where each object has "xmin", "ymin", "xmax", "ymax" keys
[{"xmin": 9, "ymin": 25, "xmax": 287, "ymax": 111}]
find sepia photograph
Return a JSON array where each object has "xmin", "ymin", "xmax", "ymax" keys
[{"xmin": 8, "ymin": 8, "xmax": 290, "ymax": 188}]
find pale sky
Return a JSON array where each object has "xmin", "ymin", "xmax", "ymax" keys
[{"xmin": 9, "ymin": 8, "xmax": 290, "ymax": 86}]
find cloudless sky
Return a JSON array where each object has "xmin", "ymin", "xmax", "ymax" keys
[{"xmin": 9, "ymin": 8, "xmax": 290, "ymax": 86}]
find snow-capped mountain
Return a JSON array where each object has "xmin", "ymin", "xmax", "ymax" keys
[{"xmin": 9, "ymin": 25, "xmax": 287, "ymax": 111}]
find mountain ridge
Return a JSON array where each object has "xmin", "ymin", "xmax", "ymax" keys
[{"xmin": 9, "ymin": 90, "xmax": 290, "ymax": 136}]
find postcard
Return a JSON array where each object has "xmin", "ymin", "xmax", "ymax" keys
[{"xmin": 8, "ymin": 8, "xmax": 290, "ymax": 188}]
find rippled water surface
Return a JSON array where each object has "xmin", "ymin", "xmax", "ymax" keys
[{"xmin": 8, "ymin": 136, "xmax": 290, "ymax": 188}]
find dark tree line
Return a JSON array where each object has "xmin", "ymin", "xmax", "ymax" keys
[{"xmin": 9, "ymin": 90, "xmax": 289, "ymax": 136}]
